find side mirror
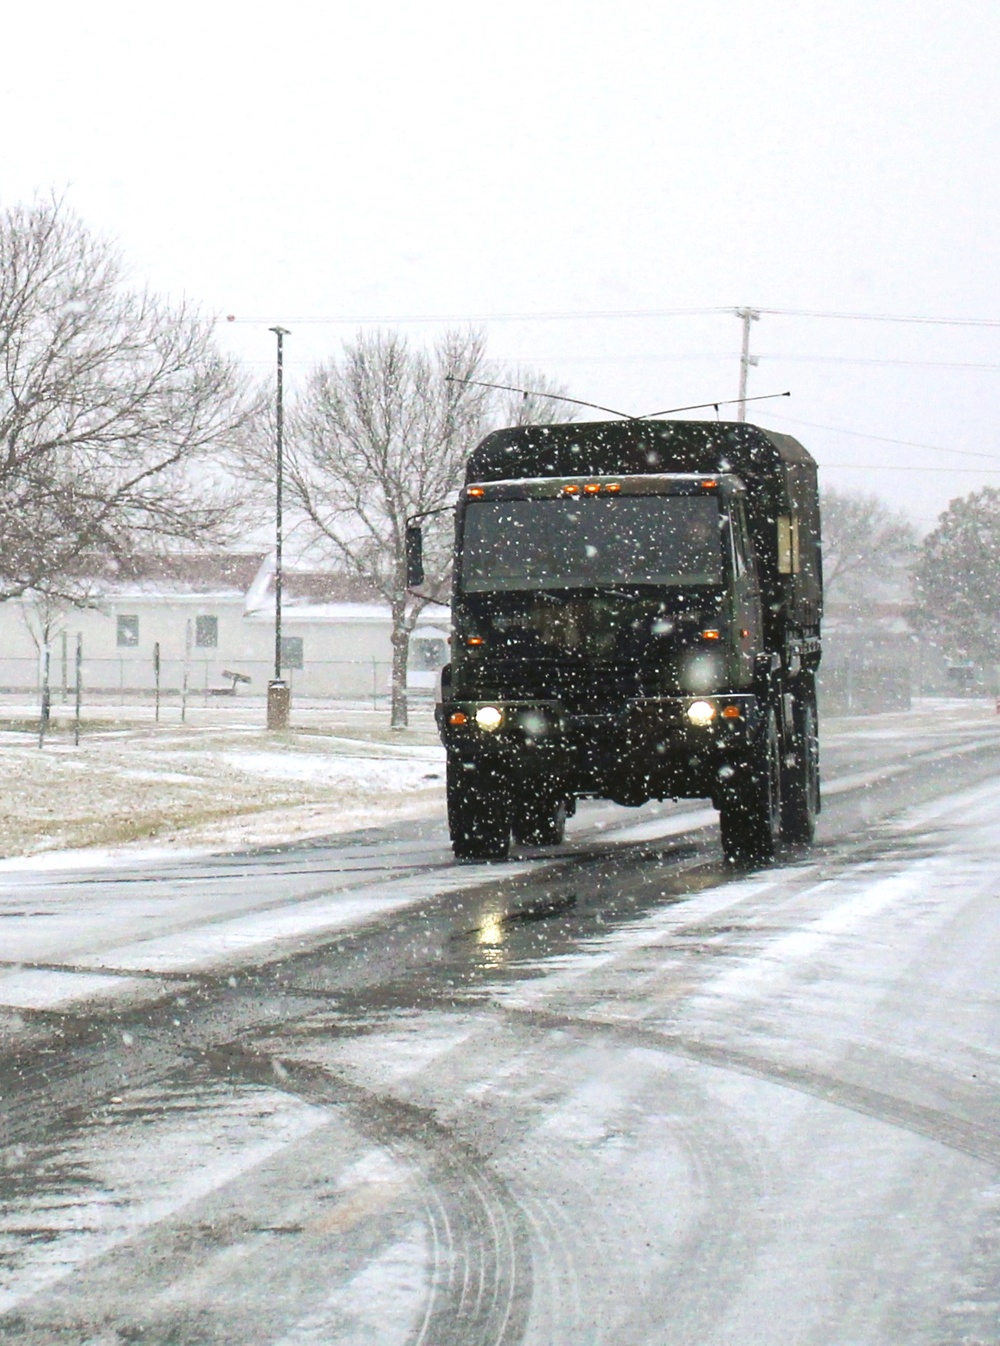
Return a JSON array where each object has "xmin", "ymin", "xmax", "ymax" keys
[{"xmin": 405, "ymin": 525, "xmax": 424, "ymax": 587}]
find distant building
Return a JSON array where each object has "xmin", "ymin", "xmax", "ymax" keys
[
  {"xmin": 0, "ymin": 553, "xmax": 450, "ymax": 701},
  {"xmin": 818, "ymin": 599, "xmax": 916, "ymax": 713}
]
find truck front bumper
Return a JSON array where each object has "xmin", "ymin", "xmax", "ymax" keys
[{"xmin": 436, "ymin": 694, "xmax": 762, "ymax": 796}]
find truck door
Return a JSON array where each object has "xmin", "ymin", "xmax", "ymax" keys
[{"xmin": 729, "ymin": 497, "xmax": 762, "ymax": 686}]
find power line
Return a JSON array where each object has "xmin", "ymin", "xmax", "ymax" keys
[
  {"xmin": 232, "ymin": 351, "xmax": 1000, "ymax": 375},
  {"xmin": 820, "ymin": 462, "xmax": 1000, "ymax": 474},
  {"xmin": 759, "ymin": 307, "xmax": 1000, "ymax": 328},
  {"xmin": 760, "ymin": 354, "xmax": 1000, "ymax": 372},
  {"xmin": 217, "ymin": 305, "xmax": 1000, "ymax": 329},
  {"xmin": 217, "ymin": 306, "xmax": 729, "ymax": 326},
  {"xmin": 760, "ymin": 411, "xmax": 1000, "ymax": 464}
]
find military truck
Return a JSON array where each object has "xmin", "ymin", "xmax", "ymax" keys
[{"xmin": 410, "ymin": 418, "xmax": 822, "ymax": 864}]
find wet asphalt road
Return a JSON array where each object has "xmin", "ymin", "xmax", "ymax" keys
[{"xmin": 2, "ymin": 714, "xmax": 1000, "ymax": 1343}]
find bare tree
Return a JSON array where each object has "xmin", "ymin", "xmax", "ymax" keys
[
  {"xmin": 494, "ymin": 366, "xmax": 578, "ymax": 426},
  {"xmin": 255, "ymin": 328, "xmax": 570, "ymax": 728},
  {"xmin": 912, "ymin": 485, "xmax": 1000, "ymax": 664},
  {"xmin": 820, "ymin": 486, "xmax": 917, "ymax": 615},
  {"xmin": 0, "ymin": 196, "xmax": 257, "ymax": 602},
  {"xmin": 19, "ymin": 591, "xmax": 67, "ymax": 745}
]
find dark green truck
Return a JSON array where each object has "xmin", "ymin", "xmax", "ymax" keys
[{"xmin": 412, "ymin": 418, "xmax": 822, "ymax": 864}]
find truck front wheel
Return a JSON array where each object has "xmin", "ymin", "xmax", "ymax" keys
[
  {"xmin": 511, "ymin": 793, "xmax": 568, "ymax": 847},
  {"xmin": 719, "ymin": 709, "xmax": 781, "ymax": 865},
  {"xmin": 447, "ymin": 758, "xmax": 511, "ymax": 861}
]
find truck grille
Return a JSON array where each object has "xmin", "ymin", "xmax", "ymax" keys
[{"xmin": 479, "ymin": 659, "xmax": 663, "ymax": 713}]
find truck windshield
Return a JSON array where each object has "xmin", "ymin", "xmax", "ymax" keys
[{"xmin": 460, "ymin": 494, "xmax": 723, "ymax": 592}]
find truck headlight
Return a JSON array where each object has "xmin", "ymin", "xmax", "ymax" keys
[
  {"xmin": 475, "ymin": 705, "xmax": 504, "ymax": 731},
  {"xmin": 686, "ymin": 700, "xmax": 716, "ymax": 726}
]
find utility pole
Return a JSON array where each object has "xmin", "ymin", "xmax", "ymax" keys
[{"xmin": 735, "ymin": 307, "xmax": 760, "ymax": 421}]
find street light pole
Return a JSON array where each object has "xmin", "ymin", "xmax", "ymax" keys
[{"xmin": 267, "ymin": 325, "xmax": 290, "ymax": 729}]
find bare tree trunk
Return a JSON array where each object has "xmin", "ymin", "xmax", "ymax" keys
[
  {"xmin": 38, "ymin": 644, "xmax": 51, "ymax": 749},
  {"xmin": 389, "ymin": 597, "xmax": 410, "ymax": 730}
]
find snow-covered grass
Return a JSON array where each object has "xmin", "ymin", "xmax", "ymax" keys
[
  {"xmin": 0, "ymin": 695, "xmax": 994, "ymax": 865},
  {"xmin": 0, "ymin": 701, "xmax": 445, "ymax": 862}
]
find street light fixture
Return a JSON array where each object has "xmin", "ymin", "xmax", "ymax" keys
[{"xmin": 267, "ymin": 325, "xmax": 290, "ymax": 729}]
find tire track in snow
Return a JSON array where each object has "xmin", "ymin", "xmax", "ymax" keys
[
  {"xmin": 495, "ymin": 1006, "xmax": 1000, "ymax": 1169},
  {"xmin": 206, "ymin": 1045, "xmax": 534, "ymax": 1346}
]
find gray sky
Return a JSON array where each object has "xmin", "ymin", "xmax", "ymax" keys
[{"xmin": 4, "ymin": 0, "xmax": 1000, "ymax": 527}]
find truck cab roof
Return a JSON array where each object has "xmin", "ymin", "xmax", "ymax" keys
[{"xmin": 466, "ymin": 418, "xmax": 816, "ymax": 485}]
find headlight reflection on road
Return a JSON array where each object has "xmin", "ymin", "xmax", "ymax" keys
[
  {"xmin": 477, "ymin": 913, "xmax": 505, "ymax": 945},
  {"xmin": 474, "ymin": 911, "xmax": 511, "ymax": 970}
]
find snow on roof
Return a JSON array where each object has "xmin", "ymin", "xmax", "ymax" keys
[
  {"xmin": 95, "ymin": 553, "xmax": 270, "ymax": 597},
  {"xmin": 252, "ymin": 570, "xmax": 385, "ymax": 606},
  {"xmin": 68, "ymin": 553, "xmax": 453, "ymax": 626},
  {"xmin": 243, "ymin": 602, "xmax": 393, "ymax": 625}
]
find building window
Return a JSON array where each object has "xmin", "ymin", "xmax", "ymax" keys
[
  {"xmin": 195, "ymin": 615, "xmax": 218, "ymax": 648},
  {"xmin": 117, "ymin": 615, "xmax": 139, "ymax": 647},
  {"xmin": 280, "ymin": 636, "xmax": 304, "ymax": 670},
  {"xmin": 412, "ymin": 637, "xmax": 447, "ymax": 670}
]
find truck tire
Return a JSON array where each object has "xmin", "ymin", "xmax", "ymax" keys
[
  {"xmin": 447, "ymin": 758, "xmax": 511, "ymax": 861},
  {"xmin": 719, "ymin": 708, "xmax": 781, "ymax": 865},
  {"xmin": 780, "ymin": 695, "xmax": 820, "ymax": 845},
  {"xmin": 512, "ymin": 795, "xmax": 567, "ymax": 847}
]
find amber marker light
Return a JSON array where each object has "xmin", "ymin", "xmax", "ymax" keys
[
  {"xmin": 561, "ymin": 483, "xmax": 580, "ymax": 494},
  {"xmin": 701, "ymin": 629, "xmax": 721, "ymax": 640},
  {"xmin": 466, "ymin": 636, "xmax": 484, "ymax": 647},
  {"xmin": 467, "ymin": 486, "xmax": 485, "ymax": 498},
  {"xmin": 449, "ymin": 711, "xmax": 468, "ymax": 725},
  {"xmin": 721, "ymin": 705, "xmax": 741, "ymax": 719},
  {"xmin": 701, "ymin": 479, "xmax": 718, "ymax": 488},
  {"xmin": 583, "ymin": 482, "xmax": 601, "ymax": 494},
  {"xmin": 605, "ymin": 482, "xmax": 621, "ymax": 493}
]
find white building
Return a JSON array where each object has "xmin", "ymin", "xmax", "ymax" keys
[{"xmin": 0, "ymin": 554, "xmax": 450, "ymax": 702}]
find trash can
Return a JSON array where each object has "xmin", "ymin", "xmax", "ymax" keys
[{"xmin": 267, "ymin": 678, "xmax": 290, "ymax": 730}]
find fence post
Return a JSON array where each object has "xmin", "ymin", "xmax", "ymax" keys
[
  {"xmin": 154, "ymin": 641, "xmax": 161, "ymax": 722},
  {"xmin": 74, "ymin": 634, "xmax": 82, "ymax": 745},
  {"xmin": 181, "ymin": 618, "xmax": 191, "ymax": 722}
]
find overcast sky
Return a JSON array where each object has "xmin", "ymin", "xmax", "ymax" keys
[{"xmin": 4, "ymin": 1, "xmax": 1000, "ymax": 526}]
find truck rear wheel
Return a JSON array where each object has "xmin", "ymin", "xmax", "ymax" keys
[
  {"xmin": 512, "ymin": 794, "xmax": 567, "ymax": 847},
  {"xmin": 447, "ymin": 758, "xmax": 511, "ymax": 861},
  {"xmin": 780, "ymin": 696, "xmax": 819, "ymax": 845},
  {"xmin": 719, "ymin": 709, "xmax": 781, "ymax": 865}
]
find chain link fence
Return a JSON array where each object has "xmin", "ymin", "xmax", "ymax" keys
[{"xmin": 0, "ymin": 653, "xmax": 404, "ymax": 710}]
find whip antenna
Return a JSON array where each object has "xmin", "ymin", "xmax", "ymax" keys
[
  {"xmin": 641, "ymin": 390, "xmax": 790, "ymax": 418},
  {"xmin": 444, "ymin": 375, "xmax": 636, "ymax": 420}
]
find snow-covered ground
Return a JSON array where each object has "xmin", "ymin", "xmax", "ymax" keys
[
  {"xmin": 0, "ymin": 701, "xmax": 446, "ymax": 865},
  {"xmin": 0, "ymin": 697, "xmax": 995, "ymax": 1023},
  {"xmin": 2, "ymin": 708, "xmax": 1000, "ymax": 1343},
  {"xmin": 0, "ymin": 696, "xmax": 995, "ymax": 869}
]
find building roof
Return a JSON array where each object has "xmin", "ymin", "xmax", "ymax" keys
[
  {"xmin": 101, "ymin": 553, "xmax": 270, "ymax": 596},
  {"xmin": 83, "ymin": 552, "xmax": 447, "ymax": 624},
  {"xmin": 279, "ymin": 572, "xmax": 384, "ymax": 605}
]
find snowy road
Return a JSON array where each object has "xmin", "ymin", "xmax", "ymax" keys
[{"xmin": 2, "ymin": 706, "xmax": 1000, "ymax": 1343}]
